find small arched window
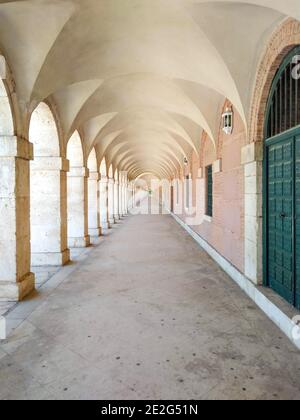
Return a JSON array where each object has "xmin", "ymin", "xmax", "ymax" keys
[{"xmin": 266, "ymin": 46, "xmax": 300, "ymax": 139}]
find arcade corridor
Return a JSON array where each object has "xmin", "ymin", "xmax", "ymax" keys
[{"xmin": 0, "ymin": 215, "xmax": 299, "ymax": 400}]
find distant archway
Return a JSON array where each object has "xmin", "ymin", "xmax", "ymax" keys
[
  {"xmin": 29, "ymin": 102, "xmax": 69, "ymax": 266},
  {"xmin": 87, "ymin": 149, "xmax": 101, "ymax": 237},
  {"xmin": 0, "ymin": 78, "xmax": 14, "ymax": 136},
  {"xmin": 67, "ymin": 131, "xmax": 90, "ymax": 247},
  {"xmin": 107, "ymin": 165, "xmax": 115, "ymax": 224},
  {"xmin": 100, "ymin": 157, "xmax": 107, "ymax": 177}
]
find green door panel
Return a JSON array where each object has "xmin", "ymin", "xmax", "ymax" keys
[
  {"xmin": 267, "ymin": 137, "xmax": 294, "ymax": 304},
  {"xmin": 264, "ymin": 46, "xmax": 300, "ymax": 309},
  {"xmin": 295, "ymin": 135, "xmax": 300, "ymax": 309}
]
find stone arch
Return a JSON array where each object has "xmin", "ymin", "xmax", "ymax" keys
[
  {"xmin": 100, "ymin": 157, "xmax": 107, "ymax": 177},
  {"xmin": 248, "ymin": 18, "xmax": 300, "ymax": 144},
  {"xmin": 87, "ymin": 148, "xmax": 98, "ymax": 172},
  {"xmin": 0, "ymin": 78, "xmax": 14, "ymax": 136},
  {"xmin": 243, "ymin": 18, "xmax": 300, "ymax": 285},
  {"xmin": 216, "ymin": 99, "xmax": 248, "ymax": 165},
  {"xmin": 29, "ymin": 101, "xmax": 69, "ymax": 267},
  {"xmin": 67, "ymin": 131, "xmax": 84, "ymax": 167},
  {"xmin": 0, "ymin": 70, "xmax": 36, "ymax": 301},
  {"xmin": 87, "ymin": 148, "xmax": 101, "ymax": 238},
  {"xmin": 0, "ymin": 52, "xmax": 23, "ymax": 137},
  {"xmin": 29, "ymin": 102, "xmax": 60, "ymax": 156},
  {"xmin": 99, "ymin": 157, "xmax": 110, "ymax": 228},
  {"xmin": 107, "ymin": 164, "xmax": 115, "ymax": 224},
  {"xmin": 108, "ymin": 164, "xmax": 113, "ymax": 179},
  {"xmin": 67, "ymin": 130, "xmax": 90, "ymax": 248},
  {"xmin": 200, "ymin": 131, "xmax": 217, "ymax": 170}
]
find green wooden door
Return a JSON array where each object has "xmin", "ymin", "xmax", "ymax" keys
[
  {"xmin": 264, "ymin": 46, "xmax": 300, "ymax": 309},
  {"xmin": 295, "ymin": 134, "xmax": 300, "ymax": 309},
  {"xmin": 267, "ymin": 135, "xmax": 294, "ymax": 304},
  {"xmin": 266, "ymin": 130, "xmax": 300, "ymax": 309}
]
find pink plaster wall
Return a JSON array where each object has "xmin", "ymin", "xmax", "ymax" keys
[{"xmin": 176, "ymin": 104, "xmax": 246, "ymax": 273}]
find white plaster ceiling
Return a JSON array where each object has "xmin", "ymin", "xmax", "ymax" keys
[{"xmin": 0, "ymin": 0, "xmax": 298, "ymax": 178}]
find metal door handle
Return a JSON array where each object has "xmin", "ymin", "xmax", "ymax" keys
[{"xmin": 280, "ymin": 213, "xmax": 286, "ymax": 218}]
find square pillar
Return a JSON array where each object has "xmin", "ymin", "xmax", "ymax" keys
[
  {"xmin": 114, "ymin": 180, "xmax": 120, "ymax": 220},
  {"xmin": 67, "ymin": 166, "xmax": 90, "ymax": 248},
  {"xmin": 119, "ymin": 181, "xmax": 124, "ymax": 217},
  {"xmin": 108, "ymin": 178, "xmax": 115, "ymax": 225},
  {"xmin": 30, "ymin": 156, "xmax": 70, "ymax": 266},
  {"xmin": 242, "ymin": 142, "xmax": 263, "ymax": 285},
  {"xmin": 99, "ymin": 176, "xmax": 110, "ymax": 229},
  {"xmin": 88, "ymin": 171, "xmax": 101, "ymax": 237},
  {"xmin": 123, "ymin": 182, "xmax": 128, "ymax": 215},
  {"xmin": 0, "ymin": 136, "xmax": 35, "ymax": 301}
]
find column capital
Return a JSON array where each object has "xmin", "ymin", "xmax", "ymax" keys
[
  {"xmin": 100, "ymin": 175, "xmax": 108, "ymax": 183},
  {"xmin": 241, "ymin": 142, "xmax": 263, "ymax": 165},
  {"xmin": 30, "ymin": 156, "xmax": 70, "ymax": 172},
  {"xmin": 213, "ymin": 159, "xmax": 222, "ymax": 174},
  {"xmin": 0, "ymin": 136, "xmax": 33, "ymax": 160},
  {"xmin": 89, "ymin": 171, "xmax": 100, "ymax": 181},
  {"xmin": 68, "ymin": 166, "xmax": 89, "ymax": 177}
]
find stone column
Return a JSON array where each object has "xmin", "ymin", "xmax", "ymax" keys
[
  {"xmin": 127, "ymin": 183, "xmax": 132, "ymax": 210},
  {"xmin": 114, "ymin": 180, "xmax": 120, "ymax": 220},
  {"xmin": 124, "ymin": 182, "xmax": 128, "ymax": 215},
  {"xmin": 67, "ymin": 166, "xmax": 90, "ymax": 248},
  {"xmin": 242, "ymin": 142, "xmax": 263, "ymax": 285},
  {"xmin": 88, "ymin": 171, "xmax": 101, "ymax": 237},
  {"xmin": 31, "ymin": 156, "xmax": 70, "ymax": 266},
  {"xmin": 0, "ymin": 136, "xmax": 35, "ymax": 301},
  {"xmin": 119, "ymin": 181, "xmax": 124, "ymax": 217},
  {"xmin": 129, "ymin": 183, "xmax": 134, "ymax": 210},
  {"xmin": 99, "ymin": 176, "xmax": 110, "ymax": 229},
  {"xmin": 133, "ymin": 184, "xmax": 136, "ymax": 208},
  {"xmin": 108, "ymin": 178, "xmax": 115, "ymax": 225}
]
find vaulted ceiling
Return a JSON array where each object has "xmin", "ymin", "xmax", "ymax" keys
[{"xmin": 0, "ymin": 0, "xmax": 299, "ymax": 179}]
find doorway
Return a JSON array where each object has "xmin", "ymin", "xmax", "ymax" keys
[{"xmin": 264, "ymin": 46, "xmax": 300, "ymax": 309}]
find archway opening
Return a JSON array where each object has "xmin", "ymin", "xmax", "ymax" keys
[
  {"xmin": 108, "ymin": 165, "xmax": 115, "ymax": 225},
  {"xmin": 67, "ymin": 131, "xmax": 90, "ymax": 248},
  {"xmin": 29, "ymin": 102, "xmax": 69, "ymax": 267},
  {"xmin": 99, "ymin": 158, "xmax": 110, "ymax": 229},
  {"xmin": 87, "ymin": 149, "xmax": 101, "ymax": 238},
  {"xmin": 264, "ymin": 46, "xmax": 300, "ymax": 309},
  {"xmin": 0, "ymin": 77, "xmax": 36, "ymax": 301},
  {"xmin": 114, "ymin": 169, "xmax": 120, "ymax": 220}
]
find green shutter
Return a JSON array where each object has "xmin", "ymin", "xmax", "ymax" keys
[{"xmin": 206, "ymin": 165, "xmax": 213, "ymax": 217}]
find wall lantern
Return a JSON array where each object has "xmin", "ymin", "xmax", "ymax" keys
[
  {"xmin": 183, "ymin": 157, "xmax": 188, "ymax": 166},
  {"xmin": 222, "ymin": 107, "xmax": 233, "ymax": 135}
]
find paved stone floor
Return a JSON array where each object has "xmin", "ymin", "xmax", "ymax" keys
[
  {"xmin": 0, "ymin": 249, "xmax": 91, "ymax": 318},
  {"xmin": 0, "ymin": 215, "xmax": 300, "ymax": 400}
]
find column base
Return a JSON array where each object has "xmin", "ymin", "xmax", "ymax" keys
[
  {"xmin": 114, "ymin": 214, "xmax": 120, "ymax": 221},
  {"xmin": 31, "ymin": 249, "xmax": 70, "ymax": 267},
  {"xmin": 0, "ymin": 272, "xmax": 35, "ymax": 302},
  {"xmin": 100, "ymin": 221, "xmax": 110, "ymax": 230},
  {"xmin": 68, "ymin": 236, "xmax": 90, "ymax": 248},
  {"xmin": 89, "ymin": 227, "xmax": 102, "ymax": 237}
]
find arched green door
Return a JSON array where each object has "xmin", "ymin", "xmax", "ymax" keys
[{"xmin": 264, "ymin": 46, "xmax": 300, "ymax": 309}]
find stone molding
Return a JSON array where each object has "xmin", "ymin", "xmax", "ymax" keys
[
  {"xmin": 30, "ymin": 156, "xmax": 70, "ymax": 172},
  {"xmin": 68, "ymin": 166, "xmax": 89, "ymax": 178},
  {"xmin": 0, "ymin": 136, "xmax": 33, "ymax": 160}
]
